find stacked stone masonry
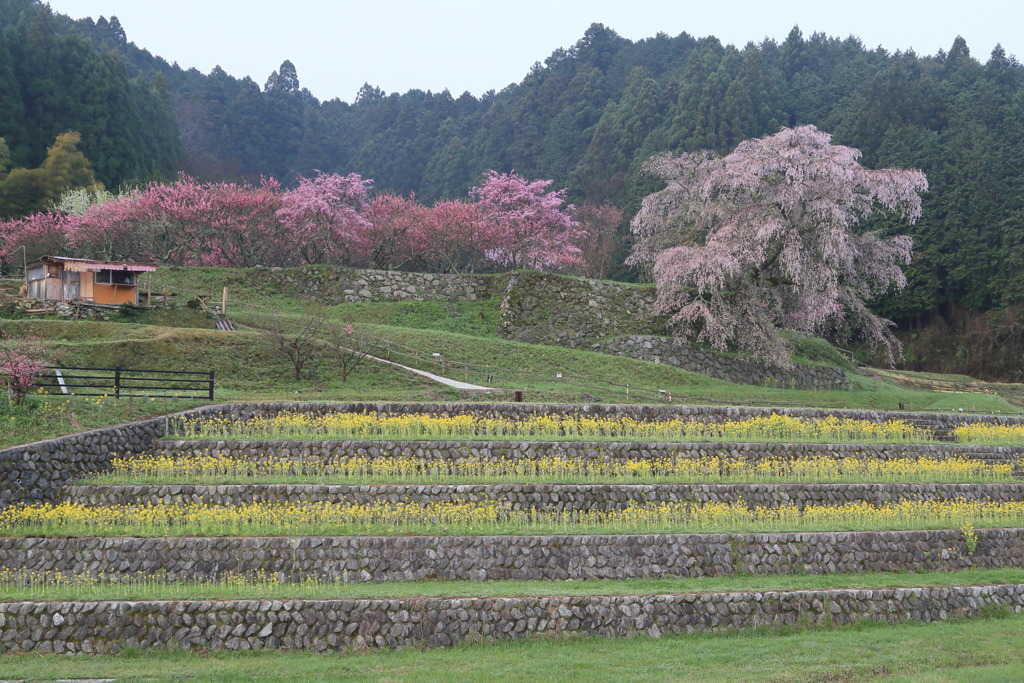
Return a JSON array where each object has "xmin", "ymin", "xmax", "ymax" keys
[
  {"xmin": 249, "ymin": 266, "xmax": 498, "ymax": 304},
  {"xmin": 4, "ymin": 401, "xmax": 1024, "ymax": 509},
  {"xmin": 2, "ymin": 528, "xmax": 1020, "ymax": 582},
  {"xmin": 1, "ymin": 584, "xmax": 1022, "ymax": 654},
  {"xmin": 496, "ymin": 272, "xmax": 661, "ymax": 347},
  {"xmin": 593, "ymin": 335, "xmax": 851, "ymax": 390},
  {"xmin": 65, "ymin": 482, "xmax": 1024, "ymax": 511}
]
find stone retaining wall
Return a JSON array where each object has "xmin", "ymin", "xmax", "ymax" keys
[
  {"xmin": 154, "ymin": 438, "xmax": 1024, "ymax": 469},
  {"xmin": 496, "ymin": 272, "xmax": 661, "ymax": 348},
  {"xmin": 594, "ymin": 335, "xmax": 851, "ymax": 390},
  {"xmin": 64, "ymin": 482, "xmax": 1024, "ymax": 510},
  {"xmin": 4, "ymin": 401, "xmax": 1024, "ymax": 509},
  {"xmin": 165, "ymin": 402, "xmax": 1024, "ymax": 439},
  {"xmin": 2, "ymin": 528, "xmax": 1019, "ymax": 582},
  {"xmin": 0, "ymin": 417, "xmax": 166, "ymax": 508},
  {"xmin": 250, "ymin": 266, "xmax": 498, "ymax": 304},
  {"xmin": 2, "ymin": 583, "xmax": 1021, "ymax": 654}
]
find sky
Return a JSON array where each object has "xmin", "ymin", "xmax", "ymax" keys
[{"xmin": 44, "ymin": 0, "xmax": 1023, "ymax": 102}]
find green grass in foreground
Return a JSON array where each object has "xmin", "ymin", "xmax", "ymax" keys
[
  {"xmin": 2, "ymin": 610, "xmax": 1023, "ymax": 681},
  {"xmin": 2, "ymin": 568, "xmax": 1022, "ymax": 603}
]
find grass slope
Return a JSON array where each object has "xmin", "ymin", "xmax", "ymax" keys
[{"xmin": 3, "ymin": 265, "xmax": 1020, "ymax": 447}]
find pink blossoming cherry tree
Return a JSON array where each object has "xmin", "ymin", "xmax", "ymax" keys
[{"xmin": 628, "ymin": 125, "xmax": 928, "ymax": 367}]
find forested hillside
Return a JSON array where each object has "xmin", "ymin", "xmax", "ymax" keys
[
  {"xmin": 0, "ymin": 0, "xmax": 181, "ymax": 188},
  {"xmin": 1, "ymin": 0, "xmax": 1023, "ymax": 378}
]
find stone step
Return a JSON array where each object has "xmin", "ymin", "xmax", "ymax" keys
[
  {"xmin": 62, "ymin": 482, "xmax": 1024, "ymax": 511},
  {"xmin": 1, "ymin": 528, "xmax": 1019, "ymax": 583},
  {"xmin": 2, "ymin": 583, "xmax": 1022, "ymax": 654}
]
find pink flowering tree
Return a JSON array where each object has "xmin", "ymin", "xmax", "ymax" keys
[
  {"xmin": 276, "ymin": 172, "xmax": 372, "ymax": 265},
  {"xmin": 205, "ymin": 178, "xmax": 288, "ymax": 267},
  {"xmin": 0, "ymin": 212, "xmax": 73, "ymax": 267},
  {"xmin": 628, "ymin": 125, "xmax": 928, "ymax": 367},
  {"xmin": 422, "ymin": 200, "xmax": 493, "ymax": 273},
  {"xmin": 72, "ymin": 176, "xmax": 216, "ymax": 264},
  {"xmin": 470, "ymin": 170, "xmax": 585, "ymax": 271},
  {"xmin": 0, "ymin": 333, "xmax": 61, "ymax": 405},
  {"xmin": 72, "ymin": 176, "xmax": 292, "ymax": 267},
  {"xmin": 360, "ymin": 193, "xmax": 431, "ymax": 270}
]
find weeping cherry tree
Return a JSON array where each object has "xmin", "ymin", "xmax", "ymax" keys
[{"xmin": 628, "ymin": 125, "xmax": 928, "ymax": 367}]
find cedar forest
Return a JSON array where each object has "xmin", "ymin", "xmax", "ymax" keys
[{"xmin": 0, "ymin": 0, "xmax": 1022, "ymax": 379}]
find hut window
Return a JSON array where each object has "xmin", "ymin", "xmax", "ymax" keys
[
  {"xmin": 95, "ymin": 270, "xmax": 136, "ymax": 285},
  {"xmin": 27, "ymin": 266, "xmax": 45, "ymax": 281}
]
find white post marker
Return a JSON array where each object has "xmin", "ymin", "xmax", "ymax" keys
[{"xmin": 54, "ymin": 369, "xmax": 69, "ymax": 395}]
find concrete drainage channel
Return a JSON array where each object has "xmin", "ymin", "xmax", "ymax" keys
[{"xmin": 2, "ymin": 402, "xmax": 1024, "ymax": 654}]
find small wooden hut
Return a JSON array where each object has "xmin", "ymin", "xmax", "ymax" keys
[{"xmin": 25, "ymin": 256, "xmax": 157, "ymax": 305}]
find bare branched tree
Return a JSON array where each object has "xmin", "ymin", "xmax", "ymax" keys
[
  {"xmin": 261, "ymin": 311, "xmax": 328, "ymax": 380},
  {"xmin": 323, "ymin": 322, "xmax": 377, "ymax": 382}
]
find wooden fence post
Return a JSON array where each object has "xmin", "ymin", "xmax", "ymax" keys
[
  {"xmin": 208, "ymin": 370, "xmax": 216, "ymax": 400},
  {"xmin": 113, "ymin": 366, "xmax": 121, "ymax": 399}
]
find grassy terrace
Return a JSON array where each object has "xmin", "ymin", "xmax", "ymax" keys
[
  {"xmin": 2, "ymin": 612, "xmax": 1023, "ymax": 681},
  {"xmin": 3, "ymin": 279, "xmax": 1020, "ymax": 449},
  {"xmin": 1, "ymin": 568, "xmax": 1021, "ymax": 603},
  {"xmin": 1, "ymin": 498, "xmax": 1020, "ymax": 537}
]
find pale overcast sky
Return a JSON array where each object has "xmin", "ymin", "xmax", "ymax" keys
[{"xmin": 44, "ymin": 0, "xmax": 1022, "ymax": 102}]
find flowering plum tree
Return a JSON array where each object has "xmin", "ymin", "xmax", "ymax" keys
[
  {"xmin": 276, "ymin": 172, "xmax": 371, "ymax": 265},
  {"xmin": 360, "ymin": 194, "xmax": 431, "ymax": 270},
  {"xmin": 470, "ymin": 170, "xmax": 584, "ymax": 271},
  {"xmin": 628, "ymin": 125, "xmax": 928, "ymax": 367},
  {"xmin": 422, "ymin": 200, "xmax": 492, "ymax": 273},
  {"xmin": 0, "ymin": 333, "xmax": 60, "ymax": 405},
  {"xmin": 0, "ymin": 212, "xmax": 72, "ymax": 266}
]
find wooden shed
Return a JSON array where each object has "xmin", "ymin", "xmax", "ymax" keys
[{"xmin": 25, "ymin": 256, "xmax": 157, "ymax": 305}]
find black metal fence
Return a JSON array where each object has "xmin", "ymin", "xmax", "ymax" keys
[{"xmin": 35, "ymin": 366, "xmax": 215, "ymax": 400}]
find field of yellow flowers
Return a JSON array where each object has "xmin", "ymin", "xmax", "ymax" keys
[
  {"xmin": 173, "ymin": 412, "xmax": 936, "ymax": 444},
  {"xmin": 954, "ymin": 423, "xmax": 1024, "ymax": 446},
  {"xmin": 98, "ymin": 451, "xmax": 1017, "ymax": 485},
  {"xmin": 4, "ymin": 498, "xmax": 1024, "ymax": 537}
]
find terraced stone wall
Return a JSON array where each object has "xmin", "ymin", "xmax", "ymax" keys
[
  {"xmin": 166, "ymin": 401, "xmax": 1024, "ymax": 438},
  {"xmin": 1, "ymin": 583, "xmax": 1022, "ymax": 654},
  {"xmin": 0, "ymin": 417, "xmax": 166, "ymax": 508},
  {"xmin": 249, "ymin": 266, "xmax": 498, "ymax": 304},
  {"xmin": 3, "ymin": 528, "xmax": 1021, "ymax": 582},
  {"xmin": 5, "ymin": 401, "xmax": 1024, "ymax": 509},
  {"xmin": 594, "ymin": 335, "xmax": 851, "ymax": 390},
  {"xmin": 496, "ymin": 271, "xmax": 661, "ymax": 347}
]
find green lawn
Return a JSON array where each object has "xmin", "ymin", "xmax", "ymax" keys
[{"xmin": 1, "ymin": 610, "xmax": 1022, "ymax": 681}]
